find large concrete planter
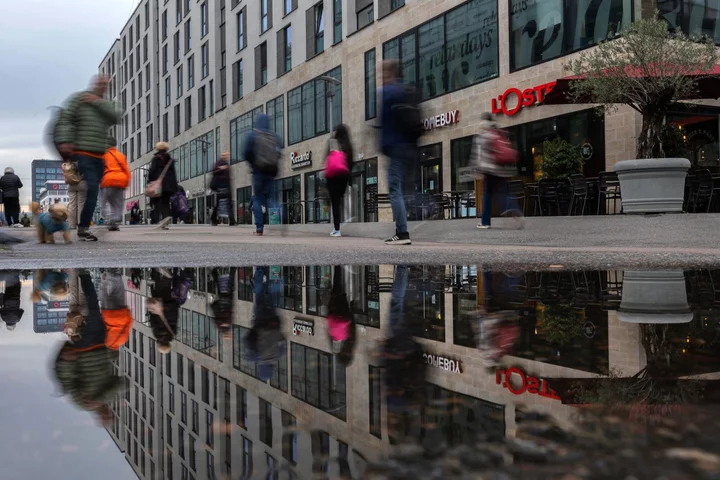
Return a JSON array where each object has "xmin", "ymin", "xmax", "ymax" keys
[
  {"xmin": 614, "ymin": 158, "xmax": 690, "ymax": 214},
  {"xmin": 617, "ymin": 270, "xmax": 692, "ymax": 324}
]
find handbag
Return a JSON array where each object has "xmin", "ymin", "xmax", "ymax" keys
[
  {"xmin": 325, "ymin": 150, "xmax": 349, "ymax": 178},
  {"xmin": 62, "ymin": 161, "xmax": 82, "ymax": 185},
  {"xmin": 145, "ymin": 158, "xmax": 174, "ymax": 198}
]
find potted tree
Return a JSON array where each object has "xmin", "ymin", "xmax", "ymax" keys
[
  {"xmin": 540, "ymin": 137, "xmax": 584, "ymax": 182},
  {"xmin": 565, "ymin": 16, "xmax": 718, "ymax": 213}
]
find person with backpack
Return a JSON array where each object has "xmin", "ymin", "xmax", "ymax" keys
[
  {"xmin": 54, "ymin": 75, "xmax": 120, "ymax": 241},
  {"xmin": 0, "ymin": 167, "xmax": 23, "ymax": 226},
  {"xmin": 243, "ymin": 114, "xmax": 281, "ymax": 236},
  {"xmin": 147, "ymin": 142, "xmax": 178, "ymax": 229},
  {"xmin": 473, "ymin": 112, "xmax": 524, "ymax": 229},
  {"xmin": 380, "ymin": 60, "xmax": 423, "ymax": 246},
  {"xmin": 324, "ymin": 124, "xmax": 354, "ymax": 237},
  {"xmin": 100, "ymin": 137, "xmax": 130, "ymax": 231},
  {"xmin": 210, "ymin": 152, "xmax": 236, "ymax": 226}
]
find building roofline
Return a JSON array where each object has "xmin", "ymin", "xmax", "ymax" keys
[{"xmin": 99, "ymin": 38, "xmax": 121, "ymax": 64}]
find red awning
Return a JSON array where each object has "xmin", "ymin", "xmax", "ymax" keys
[{"xmin": 543, "ymin": 64, "xmax": 720, "ymax": 106}]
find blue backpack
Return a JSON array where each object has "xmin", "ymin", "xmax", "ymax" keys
[{"xmin": 171, "ymin": 191, "xmax": 189, "ymax": 217}]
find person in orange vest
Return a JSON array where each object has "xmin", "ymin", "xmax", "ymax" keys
[{"xmin": 100, "ymin": 137, "xmax": 131, "ymax": 231}]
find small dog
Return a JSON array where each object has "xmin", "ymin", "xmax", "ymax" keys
[{"xmin": 33, "ymin": 202, "xmax": 71, "ymax": 244}]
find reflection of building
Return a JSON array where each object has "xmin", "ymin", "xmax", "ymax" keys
[
  {"xmin": 33, "ymin": 301, "xmax": 67, "ymax": 333},
  {"xmin": 38, "ymin": 181, "xmax": 69, "ymax": 211},
  {"xmin": 31, "ymin": 159, "xmax": 63, "ymax": 203},
  {"xmin": 105, "ymin": 266, "xmax": 720, "ymax": 478}
]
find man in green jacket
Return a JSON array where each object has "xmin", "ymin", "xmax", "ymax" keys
[{"xmin": 55, "ymin": 75, "xmax": 120, "ymax": 241}]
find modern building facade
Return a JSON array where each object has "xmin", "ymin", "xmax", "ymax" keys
[
  {"xmin": 31, "ymin": 159, "xmax": 63, "ymax": 202},
  {"xmin": 32, "ymin": 301, "xmax": 68, "ymax": 333},
  {"xmin": 37, "ymin": 180, "xmax": 70, "ymax": 211},
  {"xmin": 98, "ymin": 0, "xmax": 720, "ymax": 225}
]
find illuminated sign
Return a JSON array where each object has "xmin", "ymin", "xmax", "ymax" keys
[
  {"xmin": 290, "ymin": 151, "xmax": 312, "ymax": 169},
  {"xmin": 496, "ymin": 367, "xmax": 560, "ymax": 400},
  {"xmin": 423, "ymin": 353, "xmax": 462, "ymax": 374},
  {"xmin": 423, "ymin": 110, "xmax": 460, "ymax": 131},
  {"xmin": 491, "ymin": 81, "xmax": 557, "ymax": 116},
  {"xmin": 293, "ymin": 318, "xmax": 315, "ymax": 336}
]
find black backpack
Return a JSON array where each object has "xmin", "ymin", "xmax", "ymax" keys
[{"xmin": 392, "ymin": 86, "xmax": 424, "ymax": 142}]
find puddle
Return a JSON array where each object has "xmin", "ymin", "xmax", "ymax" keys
[{"xmin": 2, "ymin": 267, "xmax": 720, "ymax": 479}]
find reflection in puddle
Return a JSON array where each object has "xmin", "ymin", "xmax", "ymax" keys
[{"xmin": 3, "ymin": 267, "xmax": 720, "ymax": 478}]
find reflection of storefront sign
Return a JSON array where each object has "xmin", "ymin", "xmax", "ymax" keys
[
  {"xmin": 581, "ymin": 143, "xmax": 593, "ymax": 160},
  {"xmin": 46, "ymin": 300, "xmax": 70, "ymax": 312},
  {"xmin": 422, "ymin": 353, "xmax": 462, "ymax": 374},
  {"xmin": 491, "ymin": 81, "xmax": 557, "ymax": 116},
  {"xmin": 496, "ymin": 367, "xmax": 560, "ymax": 400},
  {"xmin": 367, "ymin": 301, "xmax": 379, "ymax": 310},
  {"xmin": 584, "ymin": 321, "xmax": 596, "ymax": 338},
  {"xmin": 424, "ymin": 110, "xmax": 460, "ymax": 131},
  {"xmin": 290, "ymin": 152, "xmax": 312, "ymax": 169},
  {"xmin": 292, "ymin": 318, "xmax": 315, "ymax": 336},
  {"xmin": 458, "ymin": 166, "xmax": 475, "ymax": 184},
  {"xmin": 126, "ymin": 279, "xmax": 141, "ymax": 291},
  {"xmin": 366, "ymin": 177, "xmax": 378, "ymax": 185}
]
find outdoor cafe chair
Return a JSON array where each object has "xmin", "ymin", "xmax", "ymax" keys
[
  {"xmin": 568, "ymin": 174, "xmax": 589, "ymax": 216},
  {"xmin": 506, "ymin": 180, "xmax": 527, "ymax": 215},
  {"xmin": 597, "ymin": 172, "xmax": 622, "ymax": 215}
]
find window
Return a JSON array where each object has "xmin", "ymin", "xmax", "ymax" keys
[
  {"xmin": 357, "ymin": 4, "xmax": 373, "ymax": 30},
  {"xmin": 199, "ymin": 85, "xmax": 207, "ymax": 121},
  {"xmin": 130, "ymin": 53, "xmax": 135, "ymax": 76},
  {"xmin": 206, "ymin": 410, "xmax": 214, "ymax": 447},
  {"xmin": 255, "ymin": 42, "xmax": 268, "ymax": 89},
  {"xmin": 266, "ymin": 95, "xmax": 284, "ymax": 146},
  {"xmin": 177, "ymin": 65, "xmax": 183, "ymax": 97},
  {"xmin": 162, "ymin": 10, "xmax": 168, "ymax": 40},
  {"xmin": 378, "ymin": 0, "xmax": 405, "ymax": 18},
  {"xmin": 186, "ymin": 0, "xmax": 191, "ymax": 16},
  {"xmin": 284, "ymin": 0, "xmax": 297, "ymax": 15},
  {"xmin": 333, "ymin": 0, "xmax": 342, "ymax": 43},
  {"xmin": 307, "ymin": 2, "xmax": 325, "ymax": 58},
  {"xmin": 232, "ymin": 60, "xmax": 243, "ymax": 102},
  {"xmin": 146, "ymin": 64, "xmax": 150, "ymax": 90},
  {"xmin": 659, "ymin": 0, "xmax": 720, "ymax": 44},
  {"xmin": 242, "ymin": 437, "xmax": 253, "ymax": 478},
  {"xmin": 147, "ymin": 124, "xmax": 153, "ymax": 152},
  {"xmin": 236, "ymin": 386, "xmax": 247, "ymax": 428},
  {"xmin": 165, "ymin": 77, "xmax": 171, "ymax": 106},
  {"xmin": 383, "ymin": 0, "xmax": 499, "ymax": 100},
  {"xmin": 192, "ymin": 400, "xmax": 199, "ymax": 433},
  {"xmin": 201, "ymin": 2, "xmax": 208, "ymax": 37},
  {"xmin": 364, "ymin": 49, "xmax": 376, "ymax": 119},
  {"xmin": 185, "ymin": 95, "xmax": 192, "ymax": 130},
  {"xmin": 174, "ymin": 32, "xmax": 180, "ymax": 64},
  {"xmin": 237, "ymin": 8, "xmax": 247, "ymax": 50},
  {"xmin": 209, "ymin": 80, "xmax": 214, "ymax": 115},
  {"xmin": 146, "ymin": 95, "xmax": 151, "ymax": 121},
  {"xmin": 143, "ymin": 35, "xmax": 148, "ymax": 63},
  {"xmin": 176, "ymin": 0, "xmax": 182, "ymax": 24},
  {"xmin": 229, "ymin": 106, "xmax": 263, "ymax": 164},
  {"xmin": 183, "ymin": 56, "xmax": 193, "ymax": 91},
  {"xmin": 259, "ymin": 399, "xmax": 272, "ymax": 446},
  {"xmin": 167, "ymin": 414, "xmax": 173, "ymax": 446},
  {"xmin": 185, "ymin": 20, "xmax": 191, "ymax": 52},
  {"xmin": 510, "ymin": 0, "xmax": 632, "ymax": 71},
  {"xmin": 281, "ymin": 411, "xmax": 298, "ymax": 464},
  {"xmin": 179, "ymin": 426, "xmax": 186, "ymax": 459},
  {"xmin": 189, "ymin": 436, "xmax": 197, "ymax": 471},
  {"xmin": 174, "ymin": 104, "xmax": 181, "ymax": 136},
  {"xmin": 260, "ymin": 0, "xmax": 271, "ymax": 33},
  {"xmin": 163, "ymin": 44, "xmax": 168, "ymax": 74},
  {"xmin": 188, "ymin": 360, "xmax": 195, "ymax": 393},
  {"xmin": 145, "ymin": 1, "xmax": 150, "ymax": 29},
  {"xmin": 136, "ymin": 16, "xmax": 140, "ymax": 40},
  {"xmin": 207, "ymin": 452, "xmax": 216, "ymax": 480},
  {"xmin": 278, "ymin": 25, "xmax": 292, "ymax": 76},
  {"xmin": 287, "ymin": 67, "xmax": 341, "ymax": 145},
  {"xmin": 291, "ymin": 343, "xmax": 347, "ymax": 420},
  {"xmin": 369, "ymin": 365, "xmax": 382, "ymax": 437},
  {"xmin": 163, "ymin": 113, "xmax": 169, "ymax": 141},
  {"xmin": 201, "ymin": 43, "xmax": 209, "ymax": 78}
]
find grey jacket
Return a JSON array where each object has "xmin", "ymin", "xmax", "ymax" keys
[{"xmin": 472, "ymin": 122, "xmax": 516, "ymax": 179}]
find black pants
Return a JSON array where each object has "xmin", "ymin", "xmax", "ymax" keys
[
  {"xmin": 4, "ymin": 197, "xmax": 20, "ymax": 226},
  {"xmin": 151, "ymin": 196, "xmax": 172, "ymax": 224},
  {"xmin": 327, "ymin": 177, "xmax": 348, "ymax": 231},
  {"xmin": 211, "ymin": 192, "xmax": 236, "ymax": 225}
]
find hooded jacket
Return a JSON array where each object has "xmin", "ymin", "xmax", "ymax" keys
[
  {"xmin": 0, "ymin": 172, "xmax": 23, "ymax": 198},
  {"xmin": 101, "ymin": 147, "xmax": 131, "ymax": 189},
  {"xmin": 243, "ymin": 114, "xmax": 282, "ymax": 177}
]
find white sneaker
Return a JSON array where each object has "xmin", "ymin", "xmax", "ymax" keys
[
  {"xmin": 330, "ymin": 230, "xmax": 341, "ymax": 237},
  {"xmin": 477, "ymin": 224, "xmax": 491, "ymax": 229}
]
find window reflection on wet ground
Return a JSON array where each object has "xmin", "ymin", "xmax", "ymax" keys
[{"xmin": 2, "ymin": 267, "xmax": 720, "ymax": 479}]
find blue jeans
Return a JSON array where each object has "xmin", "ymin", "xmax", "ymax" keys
[
  {"xmin": 481, "ymin": 175, "xmax": 520, "ymax": 226},
  {"xmin": 76, "ymin": 154, "xmax": 105, "ymax": 228},
  {"xmin": 252, "ymin": 173, "xmax": 276, "ymax": 232},
  {"xmin": 390, "ymin": 265, "xmax": 408, "ymax": 336},
  {"xmin": 386, "ymin": 145, "xmax": 415, "ymax": 235}
]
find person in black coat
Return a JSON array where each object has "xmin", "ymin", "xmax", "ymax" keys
[
  {"xmin": 210, "ymin": 152, "xmax": 236, "ymax": 226},
  {"xmin": 0, "ymin": 271, "xmax": 23, "ymax": 331},
  {"xmin": 147, "ymin": 142, "xmax": 178, "ymax": 228},
  {"xmin": 147, "ymin": 268, "xmax": 181, "ymax": 354},
  {"xmin": 0, "ymin": 167, "xmax": 23, "ymax": 226}
]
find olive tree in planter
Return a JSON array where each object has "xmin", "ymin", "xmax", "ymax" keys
[{"xmin": 565, "ymin": 16, "xmax": 717, "ymax": 213}]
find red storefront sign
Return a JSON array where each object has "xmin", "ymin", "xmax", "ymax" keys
[
  {"xmin": 496, "ymin": 367, "xmax": 560, "ymax": 401},
  {"xmin": 491, "ymin": 81, "xmax": 557, "ymax": 116}
]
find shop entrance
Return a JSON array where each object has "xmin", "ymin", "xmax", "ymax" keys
[
  {"xmin": 236, "ymin": 186, "xmax": 252, "ymax": 225},
  {"xmin": 417, "ymin": 144, "xmax": 443, "ymax": 194},
  {"xmin": 667, "ymin": 111, "xmax": 720, "ymax": 173},
  {"xmin": 274, "ymin": 175, "xmax": 302, "ymax": 224}
]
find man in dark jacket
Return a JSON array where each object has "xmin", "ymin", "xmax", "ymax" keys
[
  {"xmin": 0, "ymin": 167, "xmax": 23, "ymax": 226},
  {"xmin": 243, "ymin": 114, "xmax": 281, "ymax": 235},
  {"xmin": 147, "ymin": 142, "xmax": 178, "ymax": 229},
  {"xmin": 380, "ymin": 60, "xmax": 418, "ymax": 246},
  {"xmin": 0, "ymin": 271, "xmax": 23, "ymax": 331},
  {"xmin": 210, "ymin": 152, "xmax": 236, "ymax": 225},
  {"xmin": 54, "ymin": 75, "xmax": 120, "ymax": 241}
]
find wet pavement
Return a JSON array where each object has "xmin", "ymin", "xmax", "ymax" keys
[{"xmin": 2, "ymin": 266, "xmax": 720, "ymax": 479}]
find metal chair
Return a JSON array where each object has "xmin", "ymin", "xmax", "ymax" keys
[
  {"xmin": 692, "ymin": 169, "xmax": 719, "ymax": 213},
  {"xmin": 536, "ymin": 179, "xmax": 562, "ymax": 216},
  {"xmin": 597, "ymin": 172, "xmax": 621, "ymax": 215},
  {"xmin": 506, "ymin": 180, "xmax": 527, "ymax": 215},
  {"xmin": 568, "ymin": 174, "xmax": 589, "ymax": 216}
]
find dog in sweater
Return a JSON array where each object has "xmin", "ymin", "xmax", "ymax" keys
[{"xmin": 32, "ymin": 202, "xmax": 71, "ymax": 244}]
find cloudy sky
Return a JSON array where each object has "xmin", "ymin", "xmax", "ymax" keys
[{"xmin": 0, "ymin": 0, "xmax": 141, "ymax": 210}]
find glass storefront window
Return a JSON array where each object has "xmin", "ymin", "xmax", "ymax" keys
[
  {"xmin": 229, "ymin": 106, "xmax": 263, "ymax": 164},
  {"xmin": 450, "ymin": 136, "xmax": 475, "ymax": 192},
  {"xmin": 659, "ymin": 0, "xmax": 720, "ymax": 44},
  {"xmin": 509, "ymin": 0, "xmax": 632, "ymax": 71},
  {"xmin": 382, "ymin": 0, "xmax": 498, "ymax": 100},
  {"xmin": 667, "ymin": 110, "xmax": 720, "ymax": 172}
]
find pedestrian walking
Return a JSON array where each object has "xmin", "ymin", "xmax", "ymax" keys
[
  {"xmin": 0, "ymin": 167, "xmax": 23, "ymax": 226},
  {"xmin": 244, "ymin": 114, "xmax": 281, "ymax": 236},
  {"xmin": 324, "ymin": 125, "xmax": 353, "ymax": 237},
  {"xmin": 147, "ymin": 142, "xmax": 178, "ymax": 230},
  {"xmin": 100, "ymin": 137, "xmax": 130, "ymax": 231},
  {"xmin": 380, "ymin": 60, "xmax": 424, "ymax": 245},
  {"xmin": 54, "ymin": 75, "xmax": 120, "ymax": 241},
  {"xmin": 473, "ymin": 112, "xmax": 524, "ymax": 229},
  {"xmin": 210, "ymin": 152, "xmax": 236, "ymax": 226}
]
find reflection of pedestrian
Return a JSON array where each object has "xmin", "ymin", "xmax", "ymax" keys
[
  {"xmin": 147, "ymin": 268, "xmax": 181, "ymax": 354},
  {"xmin": 245, "ymin": 267, "xmax": 286, "ymax": 381},
  {"xmin": 211, "ymin": 267, "xmax": 235, "ymax": 335},
  {"xmin": 0, "ymin": 271, "xmax": 23, "ymax": 331},
  {"xmin": 325, "ymin": 125, "xmax": 354, "ymax": 237},
  {"xmin": 326, "ymin": 266, "xmax": 356, "ymax": 365},
  {"xmin": 0, "ymin": 167, "xmax": 23, "ymax": 226}
]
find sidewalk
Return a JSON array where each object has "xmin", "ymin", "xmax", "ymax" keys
[{"xmin": 2, "ymin": 214, "xmax": 720, "ymax": 269}]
